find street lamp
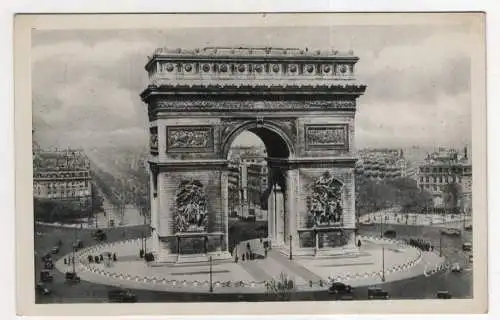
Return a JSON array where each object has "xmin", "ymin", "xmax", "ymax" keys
[
  {"xmin": 439, "ymin": 231, "xmax": 443, "ymax": 257},
  {"xmin": 289, "ymin": 234, "xmax": 293, "ymax": 260},
  {"xmin": 381, "ymin": 245, "xmax": 386, "ymax": 282},
  {"xmin": 209, "ymin": 256, "xmax": 213, "ymax": 293}
]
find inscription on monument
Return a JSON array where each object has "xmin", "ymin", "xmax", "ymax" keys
[
  {"xmin": 166, "ymin": 126, "xmax": 214, "ymax": 152},
  {"xmin": 305, "ymin": 124, "xmax": 349, "ymax": 150}
]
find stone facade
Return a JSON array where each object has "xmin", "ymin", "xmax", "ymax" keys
[{"xmin": 141, "ymin": 47, "xmax": 366, "ymax": 263}]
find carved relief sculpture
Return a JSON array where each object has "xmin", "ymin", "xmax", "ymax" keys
[
  {"xmin": 306, "ymin": 124, "xmax": 348, "ymax": 150},
  {"xmin": 167, "ymin": 126, "xmax": 214, "ymax": 152},
  {"xmin": 149, "ymin": 127, "xmax": 158, "ymax": 152},
  {"xmin": 306, "ymin": 171, "xmax": 343, "ymax": 227},
  {"xmin": 174, "ymin": 179, "xmax": 209, "ymax": 233}
]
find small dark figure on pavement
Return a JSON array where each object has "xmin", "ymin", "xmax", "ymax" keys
[
  {"xmin": 357, "ymin": 240, "xmax": 362, "ymax": 247},
  {"xmin": 242, "ymin": 254, "xmax": 245, "ymax": 261},
  {"xmin": 100, "ymin": 254, "xmax": 104, "ymax": 262},
  {"xmin": 113, "ymin": 253, "xmax": 117, "ymax": 261},
  {"xmin": 140, "ymin": 249, "xmax": 145, "ymax": 258},
  {"xmin": 63, "ymin": 257, "xmax": 67, "ymax": 265},
  {"xmin": 264, "ymin": 248, "xmax": 268, "ymax": 258},
  {"xmin": 108, "ymin": 253, "xmax": 112, "ymax": 260},
  {"xmin": 95, "ymin": 255, "xmax": 100, "ymax": 263},
  {"xmin": 88, "ymin": 255, "xmax": 93, "ymax": 263}
]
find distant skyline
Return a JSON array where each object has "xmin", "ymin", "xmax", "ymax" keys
[{"xmin": 32, "ymin": 23, "xmax": 474, "ymax": 151}]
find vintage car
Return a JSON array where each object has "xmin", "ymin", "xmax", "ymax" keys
[
  {"xmin": 465, "ymin": 225, "xmax": 473, "ymax": 231},
  {"xmin": 35, "ymin": 282, "xmax": 51, "ymax": 295},
  {"xmin": 436, "ymin": 290, "xmax": 452, "ymax": 299},
  {"xmin": 441, "ymin": 228, "xmax": 461, "ymax": 236},
  {"xmin": 368, "ymin": 287, "xmax": 390, "ymax": 300},
  {"xmin": 65, "ymin": 271, "xmax": 81, "ymax": 284},
  {"xmin": 462, "ymin": 242, "xmax": 472, "ymax": 252},
  {"xmin": 327, "ymin": 282, "xmax": 353, "ymax": 295},
  {"xmin": 92, "ymin": 229, "xmax": 107, "ymax": 242},
  {"xmin": 383, "ymin": 230, "xmax": 397, "ymax": 238},
  {"xmin": 39, "ymin": 269, "xmax": 54, "ymax": 282},
  {"xmin": 72, "ymin": 240, "xmax": 84, "ymax": 250},
  {"xmin": 51, "ymin": 246, "xmax": 60, "ymax": 254},
  {"xmin": 108, "ymin": 289, "xmax": 138, "ymax": 303},
  {"xmin": 451, "ymin": 263, "xmax": 462, "ymax": 273}
]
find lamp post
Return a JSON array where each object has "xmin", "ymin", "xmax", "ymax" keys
[
  {"xmin": 289, "ymin": 234, "xmax": 293, "ymax": 260},
  {"xmin": 381, "ymin": 245, "xmax": 385, "ymax": 282},
  {"xmin": 439, "ymin": 232, "xmax": 443, "ymax": 257},
  {"xmin": 72, "ymin": 227, "xmax": 77, "ymax": 274},
  {"xmin": 209, "ymin": 256, "xmax": 213, "ymax": 293}
]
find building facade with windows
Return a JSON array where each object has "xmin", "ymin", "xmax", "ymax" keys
[
  {"xmin": 355, "ymin": 148, "xmax": 408, "ymax": 180},
  {"xmin": 33, "ymin": 149, "xmax": 92, "ymax": 202},
  {"xmin": 417, "ymin": 147, "xmax": 471, "ymax": 211}
]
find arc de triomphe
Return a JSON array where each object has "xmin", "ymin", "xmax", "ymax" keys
[{"xmin": 140, "ymin": 47, "xmax": 366, "ymax": 263}]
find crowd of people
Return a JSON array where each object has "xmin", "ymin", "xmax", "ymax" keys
[{"xmin": 406, "ymin": 238, "xmax": 434, "ymax": 252}]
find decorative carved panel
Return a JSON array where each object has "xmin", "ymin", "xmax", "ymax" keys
[
  {"xmin": 166, "ymin": 126, "xmax": 214, "ymax": 153},
  {"xmin": 150, "ymin": 127, "xmax": 158, "ymax": 154},
  {"xmin": 305, "ymin": 124, "xmax": 349, "ymax": 151},
  {"xmin": 155, "ymin": 99, "xmax": 356, "ymax": 111},
  {"xmin": 306, "ymin": 171, "xmax": 344, "ymax": 228},
  {"xmin": 173, "ymin": 179, "xmax": 209, "ymax": 233}
]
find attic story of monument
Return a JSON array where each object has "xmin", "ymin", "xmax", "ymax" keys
[{"xmin": 140, "ymin": 47, "xmax": 367, "ymax": 263}]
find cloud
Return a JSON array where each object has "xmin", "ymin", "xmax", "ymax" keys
[{"xmin": 31, "ymin": 26, "xmax": 474, "ymax": 151}]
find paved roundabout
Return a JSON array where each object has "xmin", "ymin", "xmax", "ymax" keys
[{"xmin": 55, "ymin": 235, "xmax": 446, "ymax": 294}]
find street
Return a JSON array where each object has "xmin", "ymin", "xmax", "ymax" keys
[{"xmin": 34, "ymin": 222, "xmax": 473, "ymax": 303}]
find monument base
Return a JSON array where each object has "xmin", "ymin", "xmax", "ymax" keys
[
  {"xmin": 151, "ymin": 251, "xmax": 233, "ymax": 265},
  {"xmin": 278, "ymin": 245, "xmax": 360, "ymax": 259}
]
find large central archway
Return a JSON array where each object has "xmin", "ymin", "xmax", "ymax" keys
[{"xmin": 140, "ymin": 47, "xmax": 367, "ymax": 263}]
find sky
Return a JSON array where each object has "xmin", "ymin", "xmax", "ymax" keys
[{"xmin": 32, "ymin": 23, "xmax": 474, "ymax": 152}]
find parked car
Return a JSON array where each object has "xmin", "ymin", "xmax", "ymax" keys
[
  {"xmin": 465, "ymin": 225, "xmax": 473, "ymax": 231},
  {"xmin": 92, "ymin": 229, "xmax": 107, "ymax": 242},
  {"xmin": 39, "ymin": 269, "xmax": 53, "ymax": 282},
  {"xmin": 436, "ymin": 290, "xmax": 452, "ymax": 299},
  {"xmin": 328, "ymin": 282, "xmax": 352, "ymax": 295},
  {"xmin": 65, "ymin": 272, "xmax": 81, "ymax": 284},
  {"xmin": 367, "ymin": 287, "xmax": 390, "ymax": 300},
  {"xmin": 462, "ymin": 242, "xmax": 472, "ymax": 252},
  {"xmin": 73, "ymin": 240, "xmax": 83, "ymax": 250},
  {"xmin": 108, "ymin": 289, "xmax": 138, "ymax": 303},
  {"xmin": 44, "ymin": 260, "xmax": 54, "ymax": 270},
  {"xmin": 51, "ymin": 246, "xmax": 60, "ymax": 254},
  {"xmin": 441, "ymin": 228, "xmax": 461, "ymax": 237},
  {"xmin": 35, "ymin": 282, "xmax": 51, "ymax": 295},
  {"xmin": 451, "ymin": 263, "xmax": 462, "ymax": 273},
  {"xmin": 41, "ymin": 253, "xmax": 52, "ymax": 262},
  {"xmin": 383, "ymin": 230, "xmax": 397, "ymax": 238}
]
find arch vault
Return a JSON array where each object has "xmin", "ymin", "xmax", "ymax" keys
[{"xmin": 140, "ymin": 47, "xmax": 367, "ymax": 263}]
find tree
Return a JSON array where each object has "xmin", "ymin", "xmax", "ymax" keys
[{"xmin": 442, "ymin": 183, "xmax": 461, "ymax": 213}]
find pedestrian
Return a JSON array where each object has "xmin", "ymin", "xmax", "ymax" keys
[
  {"xmin": 100, "ymin": 254, "xmax": 104, "ymax": 262},
  {"xmin": 113, "ymin": 253, "xmax": 117, "ymax": 261},
  {"xmin": 108, "ymin": 252, "xmax": 112, "ymax": 260},
  {"xmin": 63, "ymin": 257, "xmax": 67, "ymax": 265},
  {"xmin": 88, "ymin": 255, "xmax": 93, "ymax": 263},
  {"xmin": 95, "ymin": 255, "xmax": 100, "ymax": 263},
  {"xmin": 242, "ymin": 253, "xmax": 245, "ymax": 261},
  {"xmin": 357, "ymin": 239, "xmax": 362, "ymax": 247}
]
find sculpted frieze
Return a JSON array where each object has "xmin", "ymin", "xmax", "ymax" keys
[
  {"xmin": 167, "ymin": 126, "xmax": 214, "ymax": 153},
  {"xmin": 154, "ymin": 99, "xmax": 356, "ymax": 111},
  {"xmin": 305, "ymin": 124, "xmax": 349, "ymax": 151}
]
